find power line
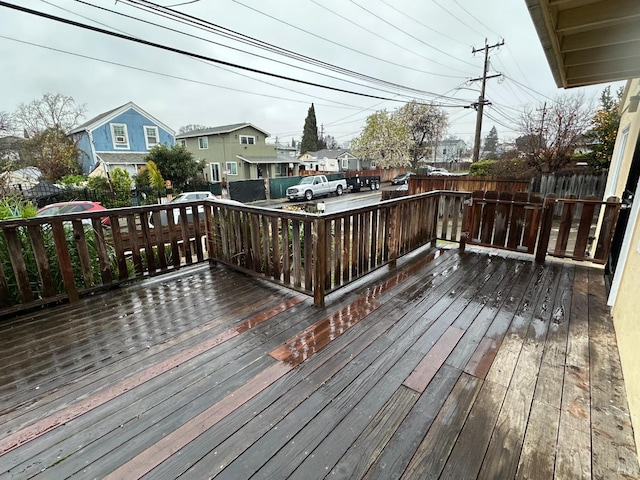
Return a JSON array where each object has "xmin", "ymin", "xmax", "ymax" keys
[
  {"xmin": 308, "ymin": 0, "xmax": 470, "ymax": 77},
  {"xmin": 377, "ymin": 0, "xmax": 469, "ymax": 48},
  {"xmin": 0, "ymin": 1, "xmax": 468, "ymax": 106},
  {"xmin": 349, "ymin": 0, "xmax": 478, "ymax": 69},
  {"xmin": 0, "ymin": 34, "xmax": 359, "ymax": 110},
  {"xmin": 433, "ymin": 0, "xmax": 484, "ymax": 38},
  {"xmin": 451, "ymin": 0, "xmax": 501, "ymax": 38},
  {"xmin": 78, "ymin": 0, "xmax": 439, "ymax": 102},
  {"xmin": 64, "ymin": 0, "xmax": 383, "ymax": 109},
  {"xmin": 119, "ymin": 0, "xmax": 469, "ymax": 102},
  {"xmin": 227, "ymin": 0, "xmax": 470, "ymax": 80}
]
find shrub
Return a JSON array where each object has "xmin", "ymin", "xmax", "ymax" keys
[{"xmin": 469, "ymin": 160, "xmax": 496, "ymax": 176}]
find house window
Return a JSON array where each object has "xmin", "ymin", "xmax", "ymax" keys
[
  {"xmin": 144, "ymin": 126, "xmax": 159, "ymax": 149},
  {"xmin": 178, "ymin": 139, "xmax": 186, "ymax": 147},
  {"xmin": 341, "ymin": 158, "xmax": 348, "ymax": 170},
  {"xmin": 226, "ymin": 162, "xmax": 238, "ymax": 175},
  {"xmin": 371, "ymin": 161, "xmax": 376, "ymax": 168},
  {"xmin": 275, "ymin": 164, "xmax": 282, "ymax": 176},
  {"xmin": 199, "ymin": 137, "xmax": 208, "ymax": 149},
  {"xmin": 239, "ymin": 135, "xmax": 255, "ymax": 145},
  {"xmin": 110, "ymin": 123, "xmax": 129, "ymax": 149}
]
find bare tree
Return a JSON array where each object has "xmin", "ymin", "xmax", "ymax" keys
[
  {"xmin": 0, "ymin": 111, "xmax": 13, "ymax": 135},
  {"xmin": 324, "ymin": 135, "xmax": 340, "ymax": 149},
  {"xmin": 518, "ymin": 93, "xmax": 594, "ymax": 173},
  {"xmin": 14, "ymin": 93, "xmax": 86, "ymax": 137}
]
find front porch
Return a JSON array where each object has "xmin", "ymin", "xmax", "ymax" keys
[{"xmin": 0, "ymin": 246, "xmax": 636, "ymax": 479}]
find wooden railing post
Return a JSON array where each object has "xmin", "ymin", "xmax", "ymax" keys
[
  {"xmin": 314, "ymin": 217, "xmax": 327, "ymax": 307},
  {"xmin": 536, "ymin": 194, "xmax": 556, "ymax": 264},
  {"xmin": 459, "ymin": 196, "xmax": 472, "ymax": 253},
  {"xmin": 594, "ymin": 196, "xmax": 622, "ymax": 263},
  {"xmin": 388, "ymin": 204, "xmax": 400, "ymax": 267}
]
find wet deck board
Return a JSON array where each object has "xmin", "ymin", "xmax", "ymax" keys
[{"xmin": 0, "ymin": 247, "xmax": 637, "ymax": 479}]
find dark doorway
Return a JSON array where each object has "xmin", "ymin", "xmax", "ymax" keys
[{"xmin": 606, "ymin": 132, "xmax": 640, "ymax": 289}]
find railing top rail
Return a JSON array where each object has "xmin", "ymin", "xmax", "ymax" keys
[{"xmin": 545, "ymin": 197, "xmax": 621, "ymax": 206}]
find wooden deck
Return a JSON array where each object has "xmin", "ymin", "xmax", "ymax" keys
[{"xmin": 0, "ymin": 247, "xmax": 637, "ymax": 479}]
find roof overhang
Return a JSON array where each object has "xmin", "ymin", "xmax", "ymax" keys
[
  {"xmin": 236, "ymin": 155, "xmax": 298, "ymax": 164},
  {"xmin": 526, "ymin": 0, "xmax": 640, "ymax": 88}
]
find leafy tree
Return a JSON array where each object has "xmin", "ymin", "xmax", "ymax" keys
[
  {"xmin": 518, "ymin": 92, "xmax": 593, "ymax": 173},
  {"xmin": 110, "ymin": 168, "xmax": 132, "ymax": 196},
  {"xmin": 133, "ymin": 167, "xmax": 150, "ymax": 189},
  {"xmin": 144, "ymin": 144, "xmax": 205, "ymax": 191},
  {"xmin": 482, "ymin": 126, "xmax": 499, "ymax": 159},
  {"xmin": 351, "ymin": 109, "xmax": 411, "ymax": 167},
  {"xmin": 178, "ymin": 124, "xmax": 210, "ymax": 135},
  {"xmin": 352, "ymin": 100, "xmax": 448, "ymax": 171},
  {"xmin": 585, "ymin": 85, "xmax": 623, "ymax": 168},
  {"xmin": 21, "ymin": 127, "xmax": 83, "ymax": 181},
  {"xmin": 87, "ymin": 175, "xmax": 110, "ymax": 191},
  {"xmin": 14, "ymin": 93, "xmax": 86, "ymax": 138},
  {"xmin": 397, "ymin": 100, "xmax": 448, "ymax": 170},
  {"xmin": 58, "ymin": 174, "xmax": 87, "ymax": 188},
  {"xmin": 300, "ymin": 103, "xmax": 319, "ymax": 154}
]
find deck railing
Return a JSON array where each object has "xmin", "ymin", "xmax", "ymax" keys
[
  {"xmin": 1, "ymin": 189, "xmax": 617, "ymax": 315},
  {"xmin": 0, "ymin": 192, "xmax": 465, "ymax": 314},
  {"xmin": 206, "ymin": 191, "xmax": 461, "ymax": 306},
  {"xmin": 461, "ymin": 190, "xmax": 621, "ymax": 264}
]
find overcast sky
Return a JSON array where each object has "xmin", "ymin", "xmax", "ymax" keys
[{"xmin": 0, "ymin": 0, "xmax": 624, "ymax": 147}]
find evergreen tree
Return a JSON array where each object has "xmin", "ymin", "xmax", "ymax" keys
[
  {"xmin": 300, "ymin": 104, "xmax": 319, "ymax": 154},
  {"xmin": 585, "ymin": 85, "xmax": 623, "ymax": 168},
  {"xmin": 482, "ymin": 126, "xmax": 499, "ymax": 159}
]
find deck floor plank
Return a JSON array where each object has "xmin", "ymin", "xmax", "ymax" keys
[
  {"xmin": 588, "ymin": 268, "xmax": 640, "ymax": 479},
  {"xmin": 438, "ymin": 379, "xmax": 507, "ymax": 480},
  {"xmin": 555, "ymin": 267, "xmax": 592, "ymax": 479},
  {"xmin": 478, "ymin": 264, "xmax": 564, "ymax": 479},
  {"xmin": 0, "ymin": 247, "xmax": 637, "ymax": 480}
]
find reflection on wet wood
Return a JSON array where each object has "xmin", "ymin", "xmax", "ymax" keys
[{"xmin": 0, "ymin": 249, "xmax": 637, "ymax": 479}]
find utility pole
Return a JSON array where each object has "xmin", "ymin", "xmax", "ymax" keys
[{"xmin": 471, "ymin": 39, "xmax": 504, "ymax": 162}]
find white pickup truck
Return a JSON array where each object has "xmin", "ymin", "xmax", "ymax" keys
[{"xmin": 286, "ymin": 175, "xmax": 347, "ymax": 201}]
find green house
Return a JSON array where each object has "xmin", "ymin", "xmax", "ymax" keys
[{"xmin": 176, "ymin": 123, "xmax": 300, "ymax": 182}]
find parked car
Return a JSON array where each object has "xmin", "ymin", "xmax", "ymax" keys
[
  {"xmin": 391, "ymin": 172, "xmax": 415, "ymax": 185},
  {"xmin": 170, "ymin": 191, "xmax": 218, "ymax": 202},
  {"xmin": 150, "ymin": 191, "xmax": 219, "ymax": 227},
  {"xmin": 36, "ymin": 201, "xmax": 110, "ymax": 226},
  {"xmin": 429, "ymin": 168, "xmax": 449, "ymax": 176}
]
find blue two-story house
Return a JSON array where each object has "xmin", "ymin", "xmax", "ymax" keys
[{"xmin": 68, "ymin": 102, "xmax": 175, "ymax": 176}]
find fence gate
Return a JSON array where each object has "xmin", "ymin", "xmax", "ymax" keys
[
  {"xmin": 461, "ymin": 190, "xmax": 621, "ymax": 264},
  {"xmin": 463, "ymin": 190, "xmax": 543, "ymax": 254}
]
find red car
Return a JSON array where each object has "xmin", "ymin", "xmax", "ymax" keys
[{"xmin": 36, "ymin": 201, "xmax": 110, "ymax": 226}]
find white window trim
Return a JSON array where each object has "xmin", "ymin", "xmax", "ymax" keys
[
  {"xmin": 606, "ymin": 126, "xmax": 630, "ymax": 197},
  {"xmin": 239, "ymin": 135, "xmax": 256, "ymax": 145},
  {"xmin": 144, "ymin": 125, "xmax": 160, "ymax": 150},
  {"xmin": 199, "ymin": 137, "xmax": 209, "ymax": 149},
  {"xmin": 226, "ymin": 161, "xmax": 238, "ymax": 175},
  {"xmin": 110, "ymin": 123, "xmax": 129, "ymax": 150},
  {"xmin": 341, "ymin": 158, "xmax": 348, "ymax": 170},
  {"xmin": 178, "ymin": 139, "xmax": 186, "ymax": 147},
  {"xmin": 210, "ymin": 162, "xmax": 221, "ymax": 182}
]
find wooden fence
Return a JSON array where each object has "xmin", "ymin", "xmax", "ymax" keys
[{"xmin": 409, "ymin": 176, "xmax": 530, "ymax": 195}]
